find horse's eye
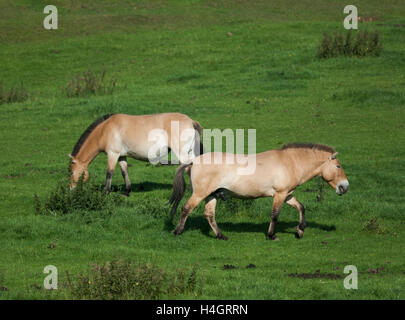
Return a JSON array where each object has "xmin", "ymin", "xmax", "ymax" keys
[{"xmin": 336, "ymin": 165, "xmax": 341, "ymax": 169}]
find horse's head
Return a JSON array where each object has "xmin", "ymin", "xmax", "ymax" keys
[
  {"xmin": 320, "ymin": 152, "xmax": 349, "ymax": 196},
  {"xmin": 68, "ymin": 154, "xmax": 88, "ymax": 189}
]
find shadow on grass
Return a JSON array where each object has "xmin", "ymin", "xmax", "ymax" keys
[
  {"xmin": 164, "ymin": 216, "xmax": 336, "ymax": 239},
  {"xmin": 109, "ymin": 181, "xmax": 172, "ymax": 193}
]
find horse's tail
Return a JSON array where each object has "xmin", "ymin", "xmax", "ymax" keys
[
  {"xmin": 169, "ymin": 162, "xmax": 193, "ymax": 219},
  {"xmin": 192, "ymin": 120, "xmax": 204, "ymax": 157}
]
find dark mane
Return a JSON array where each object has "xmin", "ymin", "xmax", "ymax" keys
[
  {"xmin": 280, "ymin": 142, "xmax": 335, "ymax": 154},
  {"xmin": 71, "ymin": 114, "xmax": 115, "ymax": 157}
]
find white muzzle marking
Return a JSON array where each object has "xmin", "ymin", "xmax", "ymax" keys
[{"xmin": 336, "ymin": 180, "xmax": 349, "ymax": 195}]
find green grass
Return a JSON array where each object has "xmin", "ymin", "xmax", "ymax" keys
[{"xmin": 0, "ymin": 0, "xmax": 405, "ymax": 299}]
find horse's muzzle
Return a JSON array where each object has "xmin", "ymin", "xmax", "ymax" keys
[{"xmin": 336, "ymin": 180, "xmax": 349, "ymax": 195}]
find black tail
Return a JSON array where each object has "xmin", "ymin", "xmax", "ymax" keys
[
  {"xmin": 169, "ymin": 163, "xmax": 192, "ymax": 219},
  {"xmin": 192, "ymin": 121, "xmax": 204, "ymax": 157}
]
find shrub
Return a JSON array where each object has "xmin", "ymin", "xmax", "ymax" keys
[
  {"xmin": 64, "ymin": 67, "xmax": 117, "ymax": 98},
  {"xmin": 66, "ymin": 259, "xmax": 203, "ymax": 299},
  {"xmin": 0, "ymin": 82, "xmax": 29, "ymax": 105},
  {"xmin": 34, "ymin": 175, "xmax": 123, "ymax": 216},
  {"xmin": 317, "ymin": 31, "xmax": 382, "ymax": 58}
]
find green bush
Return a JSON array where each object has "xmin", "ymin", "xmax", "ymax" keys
[
  {"xmin": 0, "ymin": 82, "xmax": 29, "ymax": 105},
  {"xmin": 66, "ymin": 259, "xmax": 203, "ymax": 299},
  {"xmin": 34, "ymin": 175, "xmax": 123, "ymax": 216},
  {"xmin": 64, "ymin": 67, "xmax": 117, "ymax": 98},
  {"xmin": 318, "ymin": 31, "xmax": 382, "ymax": 58}
]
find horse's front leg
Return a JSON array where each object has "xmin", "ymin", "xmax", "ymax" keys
[
  {"xmin": 118, "ymin": 156, "xmax": 131, "ymax": 196},
  {"xmin": 204, "ymin": 197, "xmax": 227, "ymax": 240},
  {"xmin": 285, "ymin": 196, "xmax": 306, "ymax": 239},
  {"xmin": 105, "ymin": 152, "xmax": 120, "ymax": 192},
  {"xmin": 267, "ymin": 192, "xmax": 288, "ymax": 240}
]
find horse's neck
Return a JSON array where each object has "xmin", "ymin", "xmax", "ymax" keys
[
  {"xmin": 75, "ymin": 136, "xmax": 100, "ymax": 167},
  {"xmin": 293, "ymin": 151, "xmax": 326, "ymax": 184}
]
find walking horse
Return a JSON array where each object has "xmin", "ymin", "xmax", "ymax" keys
[{"xmin": 169, "ymin": 143, "xmax": 349, "ymax": 240}]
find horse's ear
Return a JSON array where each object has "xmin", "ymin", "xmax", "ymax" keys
[
  {"xmin": 329, "ymin": 152, "xmax": 339, "ymax": 160},
  {"xmin": 68, "ymin": 154, "xmax": 76, "ymax": 163}
]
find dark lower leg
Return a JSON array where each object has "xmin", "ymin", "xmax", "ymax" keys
[
  {"xmin": 119, "ymin": 157, "xmax": 131, "ymax": 195},
  {"xmin": 174, "ymin": 204, "xmax": 190, "ymax": 235},
  {"xmin": 296, "ymin": 202, "xmax": 306, "ymax": 238},
  {"xmin": 286, "ymin": 197, "xmax": 306, "ymax": 239},
  {"xmin": 267, "ymin": 208, "xmax": 280, "ymax": 240},
  {"xmin": 207, "ymin": 215, "xmax": 228, "ymax": 240},
  {"xmin": 267, "ymin": 193, "xmax": 286, "ymax": 240},
  {"xmin": 105, "ymin": 170, "xmax": 114, "ymax": 192},
  {"xmin": 174, "ymin": 196, "xmax": 202, "ymax": 236},
  {"xmin": 204, "ymin": 198, "xmax": 227, "ymax": 240},
  {"xmin": 105, "ymin": 153, "xmax": 119, "ymax": 192}
]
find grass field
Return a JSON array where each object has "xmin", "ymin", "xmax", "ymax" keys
[{"xmin": 1, "ymin": 0, "xmax": 405, "ymax": 299}]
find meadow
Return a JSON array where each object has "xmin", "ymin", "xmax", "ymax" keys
[{"xmin": 0, "ymin": 0, "xmax": 404, "ymax": 299}]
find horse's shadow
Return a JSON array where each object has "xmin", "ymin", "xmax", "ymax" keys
[
  {"xmin": 110, "ymin": 181, "xmax": 172, "ymax": 193},
  {"xmin": 164, "ymin": 215, "xmax": 336, "ymax": 239}
]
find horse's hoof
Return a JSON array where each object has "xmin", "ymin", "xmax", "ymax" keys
[
  {"xmin": 266, "ymin": 234, "xmax": 279, "ymax": 241},
  {"xmin": 216, "ymin": 233, "xmax": 228, "ymax": 240},
  {"xmin": 295, "ymin": 228, "xmax": 304, "ymax": 239}
]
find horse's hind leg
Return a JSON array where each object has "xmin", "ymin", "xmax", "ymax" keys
[
  {"xmin": 118, "ymin": 156, "xmax": 131, "ymax": 196},
  {"xmin": 204, "ymin": 197, "xmax": 227, "ymax": 240},
  {"xmin": 267, "ymin": 192, "xmax": 288, "ymax": 240},
  {"xmin": 105, "ymin": 152, "xmax": 120, "ymax": 192},
  {"xmin": 286, "ymin": 196, "xmax": 306, "ymax": 239},
  {"xmin": 174, "ymin": 194, "xmax": 203, "ymax": 236}
]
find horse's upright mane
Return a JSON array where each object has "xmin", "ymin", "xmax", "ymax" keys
[
  {"xmin": 280, "ymin": 142, "xmax": 335, "ymax": 154},
  {"xmin": 71, "ymin": 114, "xmax": 115, "ymax": 157}
]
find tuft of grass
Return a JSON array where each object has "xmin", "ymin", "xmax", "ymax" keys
[
  {"xmin": 252, "ymin": 97, "xmax": 268, "ymax": 109},
  {"xmin": 222, "ymin": 197, "xmax": 254, "ymax": 216},
  {"xmin": 167, "ymin": 72, "xmax": 202, "ymax": 83},
  {"xmin": 0, "ymin": 269, "xmax": 7, "ymax": 292},
  {"xmin": 316, "ymin": 177, "xmax": 325, "ymax": 202},
  {"xmin": 132, "ymin": 195, "xmax": 171, "ymax": 219},
  {"xmin": 34, "ymin": 175, "xmax": 123, "ymax": 216},
  {"xmin": 64, "ymin": 67, "xmax": 117, "ymax": 98},
  {"xmin": 317, "ymin": 31, "xmax": 382, "ymax": 58},
  {"xmin": 0, "ymin": 82, "xmax": 29, "ymax": 105},
  {"xmin": 66, "ymin": 259, "xmax": 203, "ymax": 300},
  {"xmin": 362, "ymin": 217, "xmax": 386, "ymax": 234}
]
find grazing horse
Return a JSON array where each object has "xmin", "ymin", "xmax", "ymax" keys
[
  {"xmin": 169, "ymin": 143, "xmax": 349, "ymax": 240},
  {"xmin": 69, "ymin": 112, "xmax": 203, "ymax": 195}
]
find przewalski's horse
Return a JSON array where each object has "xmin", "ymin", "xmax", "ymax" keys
[
  {"xmin": 69, "ymin": 113, "xmax": 204, "ymax": 195},
  {"xmin": 169, "ymin": 143, "xmax": 349, "ymax": 240}
]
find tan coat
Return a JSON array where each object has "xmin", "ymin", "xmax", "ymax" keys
[
  {"xmin": 69, "ymin": 112, "xmax": 203, "ymax": 194},
  {"xmin": 170, "ymin": 143, "xmax": 349, "ymax": 240}
]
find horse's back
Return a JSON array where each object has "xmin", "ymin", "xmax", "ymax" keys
[
  {"xmin": 190, "ymin": 151, "xmax": 292, "ymax": 198},
  {"xmin": 100, "ymin": 113, "xmax": 196, "ymax": 160}
]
